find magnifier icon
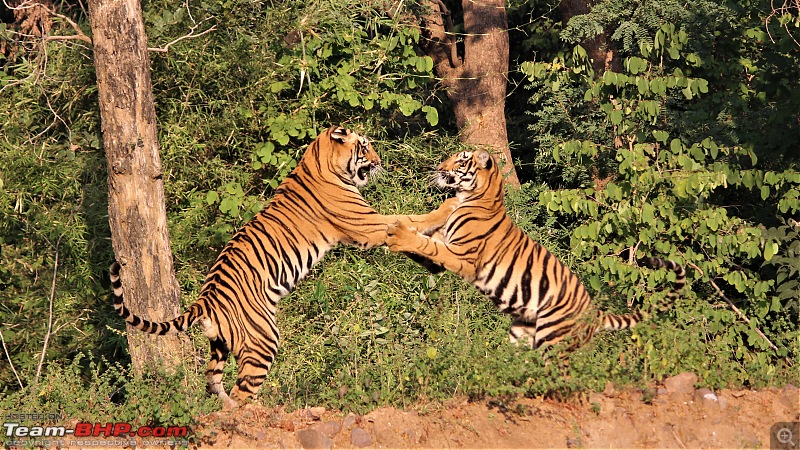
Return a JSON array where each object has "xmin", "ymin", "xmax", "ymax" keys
[{"xmin": 778, "ymin": 428, "xmax": 796, "ymax": 447}]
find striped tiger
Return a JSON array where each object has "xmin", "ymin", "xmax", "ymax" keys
[
  {"xmin": 387, "ymin": 150, "xmax": 686, "ymax": 352},
  {"xmin": 110, "ymin": 126, "xmax": 456, "ymax": 409}
]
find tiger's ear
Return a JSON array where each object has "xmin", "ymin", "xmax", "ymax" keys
[
  {"xmin": 330, "ymin": 126, "xmax": 351, "ymax": 144},
  {"xmin": 477, "ymin": 151, "xmax": 493, "ymax": 169}
]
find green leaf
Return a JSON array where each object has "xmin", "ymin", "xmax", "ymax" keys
[
  {"xmin": 589, "ymin": 275, "xmax": 602, "ymax": 291},
  {"xmin": 422, "ymin": 105, "xmax": 439, "ymax": 126},
  {"xmin": 205, "ymin": 191, "xmax": 219, "ymax": 205},
  {"xmin": 426, "ymin": 347, "xmax": 437, "ymax": 359},
  {"xmin": 764, "ymin": 241, "xmax": 779, "ymax": 261},
  {"xmin": 670, "ymin": 139, "xmax": 683, "ymax": 153},
  {"xmin": 652, "ymin": 130, "xmax": 669, "ymax": 143},
  {"xmin": 636, "ymin": 77, "xmax": 649, "ymax": 95},
  {"xmin": 609, "ymin": 109, "xmax": 623, "ymax": 125},
  {"xmin": 641, "ymin": 203, "xmax": 655, "ymax": 223},
  {"xmin": 269, "ymin": 81, "xmax": 289, "ymax": 93}
]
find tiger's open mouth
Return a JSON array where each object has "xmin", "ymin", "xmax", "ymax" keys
[
  {"xmin": 437, "ymin": 171, "xmax": 457, "ymax": 188},
  {"xmin": 357, "ymin": 166, "xmax": 370, "ymax": 181},
  {"xmin": 354, "ymin": 163, "xmax": 378, "ymax": 187}
]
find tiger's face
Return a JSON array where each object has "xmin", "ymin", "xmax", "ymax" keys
[
  {"xmin": 436, "ymin": 150, "xmax": 495, "ymax": 193},
  {"xmin": 330, "ymin": 127, "xmax": 381, "ymax": 188}
]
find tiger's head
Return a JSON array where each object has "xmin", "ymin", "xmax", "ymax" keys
[
  {"xmin": 436, "ymin": 150, "xmax": 499, "ymax": 196},
  {"xmin": 325, "ymin": 126, "xmax": 381, "ymax": 188}
]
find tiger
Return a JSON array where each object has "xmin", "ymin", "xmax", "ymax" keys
[
  {"xmin": 110, "ymin": 126, "xmax": 457, "ymax": 409},
  {"xmin": 386, "ymin": 149, "xmax": 686, "ymax": 353}
]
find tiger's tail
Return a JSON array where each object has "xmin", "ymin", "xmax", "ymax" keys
[
  {"xmin": 110, "ymin": 262, "xmax": 200, "ymax": 335},
  {"xmin": 600, "ymin": 256, "xmax": 686, "ymax": 330}
]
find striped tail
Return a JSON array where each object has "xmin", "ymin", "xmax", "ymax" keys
[
  {"xmin": 638, "ymin": 256, "xmax": 686, "ymax": 295},
  {"xmin": 110, "ymin": 262, "xmax": 197, "ymax": 335},
  {"xmin": 601, "ymin": 311, "xmax": 643, "ymax": 331},
  {"xmin": 600, "ymin": 256, "xmax": 686, "ymax": 330}
]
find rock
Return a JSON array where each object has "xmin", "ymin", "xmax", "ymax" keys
[
  {"xmin": 302, "ymin": 407, "xmax": 326, "ymax": 420},
  {"xmin": 310, "ymin": 421, "xmax": 342, "ymax": 438},
  {"xmin": 296, "ymin": 428, "xmax": 333, "ymax": 450},
  {"xmin": 351, "ymin": 427, "xmax": 373, "ymax": 447},
  {"xmin": 343, "ymin": 412, "xmax": 360, "ymax": 429},
  {"xmin": 663, "ymin": 372, "xmax": 698, "ymax": 395},
  {"xmin": 694, "ymin": 388, "xmax": 719, "ymax": 409},
  {"xmin": 656, "ymin": 387, "xmax": 668, "ymax": 396}
]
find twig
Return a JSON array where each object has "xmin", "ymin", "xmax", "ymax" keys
[
  {"xmin": 670, "ymin": 425, "xmax": 687, "ymax": 449},
  {"xmin": 35, "ymin": 237, "xmax": 61, "ymax": 384},
  {"xmin": 50, "ymin": 10, "xmax": 92, "ymax": 44},
  {"xmin": 147, "ymin": 20, "xmax": 217, "ymax": 53},
  {"xmin": 0, "ymin": 329, "xmax": 24, "ymax": 389},
  {"xmin": 686, "ymin": 262, "xmax": 779, "ymax": 352}
]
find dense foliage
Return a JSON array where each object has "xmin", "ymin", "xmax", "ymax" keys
[{"xmin": 1, "ymin": 0, "xmax": 797, "ymax": 425}]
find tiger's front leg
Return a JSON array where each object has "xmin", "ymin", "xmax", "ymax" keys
[
  {"xmin": 351, "ymin": 197, "xmax": 459, "ymax": 249},
  {"xmin": 401, "ymin": 197, "xmax": 459, "ymax": 235},
  {"xmin": 386, "ymin": 217, "xmax": 477, "ymax": 280}
]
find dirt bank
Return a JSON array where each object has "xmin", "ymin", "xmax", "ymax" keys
[{"xmin": 194, "ymin": 374, "xmax": 799, "ymax": 449}]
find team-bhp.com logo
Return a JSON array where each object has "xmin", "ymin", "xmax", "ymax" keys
[
  {"xmin": 3, "ymin": 421, "xmax": 188, "ymax": 447},
  {"xmin": 5, "ymin": 422, "xmax": 188, "ymax": 438}
]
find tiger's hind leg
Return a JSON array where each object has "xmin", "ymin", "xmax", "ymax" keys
[
  {"xmin": 228, "ymin": 348, "xmax": 276, "ymax": 407},
  {"xmin": 509, "ymin": 318, "xmax": 536, "ymax": 347},
  {"xmin": 206, "ymin": 338, "xmax": 237, "ymax": 409}
]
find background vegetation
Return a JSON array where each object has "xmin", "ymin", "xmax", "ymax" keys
[{"xmin": 1, "ymin": 0, "xmax": 797, "ymax": 428}]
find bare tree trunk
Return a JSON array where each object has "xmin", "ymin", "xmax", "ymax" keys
[
  {"xmin": 421, "ymin": 0, "xmax": 520, "ymax": 187},
  {"xmin": 89, "ymin": 0, "xmax": 186, "ymax": 373}
]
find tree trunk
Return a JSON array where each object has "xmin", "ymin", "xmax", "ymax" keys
[
  {"xmin": 421, "ymin": 0, "xmax": 520, "ymax": 187},
  {"xmin": 89, "ymin": 0, "xmax": 186, "ymax": 373}
]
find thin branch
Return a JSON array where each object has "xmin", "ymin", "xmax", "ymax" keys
[
  {"xmin": 50, "ymin": 10, "xmax": 92, "ymax": 44},
  {"xmin": 45, "ymin": 33, "xmax": 91, "ymax": 44},
  {"xmin": 35, "ymin": 236, "xmax": 61, "ymax": 384},
  {"xmin": 0, "ymin": 329, "xmax": 24, "ymax": 390},
  {"xmin": 148, "ymin": 21, "xmax": 217, "ymax": 53},
  {"xmin": 686, "ymin": 262, "xmax": 780, "ymax": 353}
]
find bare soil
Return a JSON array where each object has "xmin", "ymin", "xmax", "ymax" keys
[{"xmin": 193, "ymin": 375, "xmax": 799, "ymax": 449}]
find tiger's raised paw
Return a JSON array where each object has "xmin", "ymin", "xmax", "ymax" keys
[{"xmin": 386, "ymin": 218, "xmax": 418, "ymax": 252}]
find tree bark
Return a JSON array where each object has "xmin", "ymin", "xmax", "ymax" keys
[
  {"xmin": 89, "ymin": 0, "xmax": 186, "ymax": 372},
  {"xmin": 421, "ymin": 0, "xmax": 520, "ymax": 187}
]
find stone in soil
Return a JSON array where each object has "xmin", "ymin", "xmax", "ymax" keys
[
  {"xmin": 350, "ymin": 427, "xmax": 373, "ymax": 448},
  {"xmin": 663, "ymin": 372, "xmax": 698, "ymax": 396},
  {"xmin": 296, "ymin": 428, "xmax": 333, "ymax": 450}
]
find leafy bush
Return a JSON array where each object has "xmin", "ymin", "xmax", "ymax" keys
[{"xmin": 521, "ymin": 10, "xmax": 798, "ymax": 387}]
